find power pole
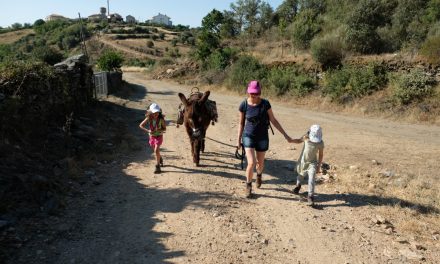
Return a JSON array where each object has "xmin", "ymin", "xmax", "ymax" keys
[
  {"xmin": 107, "ymin": 0, "xmax": 110, "ymax": 16},
  {"xmin": 78, "ymin": 13, "xmax": 89, "ymax": 62}
]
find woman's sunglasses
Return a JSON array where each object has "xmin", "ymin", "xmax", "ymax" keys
[{"xmin": 250, "ymin": 93, "xmax": 261, "ymax": 96}]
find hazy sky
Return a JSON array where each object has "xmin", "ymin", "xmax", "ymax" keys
[{"xmin": 0, "ymin": 0, "xmax": 284, "ymax": 28}]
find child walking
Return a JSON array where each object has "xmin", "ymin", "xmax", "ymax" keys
[
  {"xmin": 139, "ymin": 103, "xmax": 166, "ymax": 174},
  {"xmin": 288, "ymin": 124, "xmax": 324, "ymax": 206}
]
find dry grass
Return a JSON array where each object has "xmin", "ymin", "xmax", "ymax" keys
[{"xmin": 0, "ymin": 29, "xmax": 34, "ymax": 44}]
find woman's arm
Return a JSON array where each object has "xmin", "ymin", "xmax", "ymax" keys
[
  {"xmin": 267, "ymin": 108, "xmax": 292, "ymax": 141},
  {"xmin": 237, "ymin": 111, "xmax": 245, "ymax": 147}
]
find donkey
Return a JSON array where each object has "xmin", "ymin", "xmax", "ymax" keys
[{"xmin": 178, "ymin": 91, "xmax": 212, "ymax": 166}]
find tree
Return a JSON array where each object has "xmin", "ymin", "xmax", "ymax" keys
[
  {"xmin": 97, "ymin": 50, "xmax": 123, "ymax": 71},
  {"xmin": 33, "ymin": 19, "xmax": 45, "ymax": 27},
  {"xmin": 258, "ymin": 2, "xmax": 274, "ymax": 32},
  {"xmin": 202, "ymin": 9, "xmax": 224, "ymax": 35},
  {"xmin": 230, "ymin": 0, "xmax": 265, "ymax": 36},
  {"xmin": 220, "ymin": 11, "xmax": 239, "ymax": 38},
  {"xmin": 11, "ymin": 23, "xmax": 22, "ymax": 30},
  {"xmin": 275, "ymin": 0, "xmax": 299, "ymax": 23},
  {"xmin": 195, "ymin": 30, "xmax": 220, "ymax": 61},
  {"xmin": 292, "ymin": 8, "xmax": 321, "ymax": 49},
  {"xmin": 278, "ymin": 18, "xmax": 288, "ymax": 57},
  {"xmin": 345, "ymin": 0, "xmax": 388, "ymax": 53}
]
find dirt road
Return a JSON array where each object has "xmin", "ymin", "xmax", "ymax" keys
[{"xmin": 12, "ymin": 72, "xmax": 440, "ymax": 263}]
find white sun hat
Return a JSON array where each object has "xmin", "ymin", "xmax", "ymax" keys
[
  {"xmin": 149, "ymin": 103, "xmax": 161, "ymax": 113},
  {"xmin": 309, "ymin": 124, "xmax": 322, "ymax": 143}
]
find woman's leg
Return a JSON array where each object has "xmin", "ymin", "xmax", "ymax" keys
[
  {"xmin": 255, "ymin": 151, "xmax": 266, "ymax": 175},
  {"xmin": 245, "ymin": 148, "xmax": 256, "ymax": 183}
]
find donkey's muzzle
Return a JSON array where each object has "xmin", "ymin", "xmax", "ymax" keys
[{"xmin": 192, "ymin": 128, "xmax": 203, "ymax": 139}]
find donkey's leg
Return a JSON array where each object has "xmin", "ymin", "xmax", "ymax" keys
[
  {"xmin": 201, "ymin": 139, "xmax": 205, "ymax": 153},
  {"xmin": 191, "ymin": 138, "xmax": 197, "ymax": 164},
  {"xmin": 194, "ymin": 139, "xmax": 201, "ymax": 166}
]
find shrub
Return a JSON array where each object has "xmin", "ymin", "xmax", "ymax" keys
[
  {"xmin": 419, "ymin": 35, "xmax": 440, "ymax": 65},
  {"xmin": 267, "ymin": 67, "xmax": 296, "ymax": 95},
  {"xmin": 311, "ymin": 35, "xmax": 345, "ymax": 68},
  {"xmin": 146, "ymin": 40, "xmax": 154, "ymax": 48},
  {"xmin": 124, "ymin": 58, "xmax": 155, "ymax": 67},
  {"xmin": 291, "ymin": 74, "xmax": 316, "ymax": 97},
  {"xmin": 323, "ymin": 63, "xmax": 388, "ymax": 103},
  {"xmin": 31, "ymin": 46, "xmax": 64, "ymax": 65},
  {"xmin": 207, "ymin": 47, "xmax": 238, "ymax": 70},
  {"xmin": 392, "ymin": 69, "xmax": 435, "ymax": 105},
  {"xmin": 227, "ymin": 55, "xmax": 267, "ymax": 92},
  {"xmin": 266, "ymin": 66, "xmax": 316, "ymax": 97},
  {"xmin": 96, "ymin": 50, "xmax": 123, "ymax": 71},
  {"xmin": 157, "ymin": 58, "xmax": 174, "ymax": 66}
]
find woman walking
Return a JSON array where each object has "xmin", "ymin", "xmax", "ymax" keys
[{"xmin": 237, "ymin": 80, "xmax": 292, "ymax": 198}]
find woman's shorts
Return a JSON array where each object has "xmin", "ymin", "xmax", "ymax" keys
[
  {"xmin": 149, "ymin": 135, "xmax": 163, "ymax": 147},
  {"xmin": 242, "ymin": 136, "xmax": 269, "ymax": 152}
]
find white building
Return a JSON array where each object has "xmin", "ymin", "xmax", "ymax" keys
[
  {"xmin": 45, "ymin": 14, "xmax": 68, "ymax": 22},
  {"xmin": 126, "ymin": 15, "xmax": 136, "ymax": 24},
  {"xmin": 150, "ymin": 13, "xmax": 172, "ymax": 26}
]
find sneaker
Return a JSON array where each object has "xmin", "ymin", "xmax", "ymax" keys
[
  {"xmin": 159, "ymin": 156, "xmax": 164, "ymax": 167},
  {"xmin": 256, "ymin": 173, "xmax": 262, "ymax": 188},
  {"xmin": 154, "ymin": 164, "xmax": 161, "ymax": 174},
  {"xmin": 245, "ymin": 182, "xmax": 252, "ymax": 198},
  {"xmin": 307, "ymin": 195, "xmax": 314, "ymax": 206},
  {"xmin": 293, "ymin": 184, "xmax": 301, "ymax": 194}
]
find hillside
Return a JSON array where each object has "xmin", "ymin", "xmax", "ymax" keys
[{"xmin": 0, "ymin": 29, "xmax": 34, "ymax": 45}]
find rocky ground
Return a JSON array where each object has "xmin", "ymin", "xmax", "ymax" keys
[{"xmin": 6, "ymin": 72, "xmax": 440, "ymax": 263}]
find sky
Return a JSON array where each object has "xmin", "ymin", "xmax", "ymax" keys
[{"xmin": 0, "ymin": 0, "xmax": 285, "ymax": 28}]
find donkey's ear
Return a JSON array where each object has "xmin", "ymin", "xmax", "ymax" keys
[
  {"xmin": 178, "ymin": 93, "xmax": 188, "ymax": 106},
  {"xmin": 199, "ymin": 91, "xmax": 210, "ymax": 105}
]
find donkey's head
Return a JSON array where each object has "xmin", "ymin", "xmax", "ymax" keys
[{"xmin": 178, "ymin": 91, "xmax": 211, "ymax": 139}]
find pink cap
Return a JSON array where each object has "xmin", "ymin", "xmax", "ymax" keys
[{"xmin": 247, "ymin": 80, "xmax": 261, "ymax": 94}]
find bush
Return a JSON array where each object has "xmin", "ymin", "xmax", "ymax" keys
[
  {"xmin": 96, "ymin": 50, "xmax": 123, "ymax": 71},
  {"xmin": 266, "ymin": 66, "xmax": 316, "ymax": 97},
  {"xmin": 227, "ymin": 55, "xmax": 267, "ymax": 92},
  {"xmin": 420, "ymin": 35, "xmax": 440, "ymax": 65},
  {"xmin": 323, "ymin": 63, "xmax": 388, "ymax": 103},
  {"xmin": 157, "ymin": 58, "xmax": 174, "ymax": 66},
  {"xmin": 146, "ymin": 40, "xmax": 154, "ymax": 48},
  {"xmin": 206, "ymin": 47, "xmax": 238, "ymax": 70},
  {"xmin": 31, "ymin": 46, "xmax": 64, "ymax": 65},
  {"xmin": 291, "ymin": 74, "xmax": 316, "ymax": 97},
  {"xmin": 124, "ymin": 58, "xmax": 155, "ymax": 67},
  {"xmin": 392, "ymin": 69, "xmax": 435, "ymax": 105},
  {"xmin": 311, "ymin": 35, "xmax": 345, "ymax": 68},
  {"xmin": 267, "ymin": 67, "xmax": 295, "ymax": 95}
]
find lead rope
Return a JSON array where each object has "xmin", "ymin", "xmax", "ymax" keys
[{"xmin": 235, "ymin": 144, "xmax": 245, "ymax": 170}]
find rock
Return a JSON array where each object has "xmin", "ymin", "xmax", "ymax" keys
[
  {"xmin": 399, "ymin": 249, "xmax": 425, "ymax": 261},
  {"xmin": 371, "ymin": 159, "xmax": 380, "ymax": 165},
  {"xmin": 379, "ymin": 170, "xmax": 395, "ymax": 177},
  {"xmin": 349, "ymin": 165, "xmax": 359, "ymax": 170},
  {"xmin": 411, "ymin": 243, "xmax": 427, "ymax": 251}
]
